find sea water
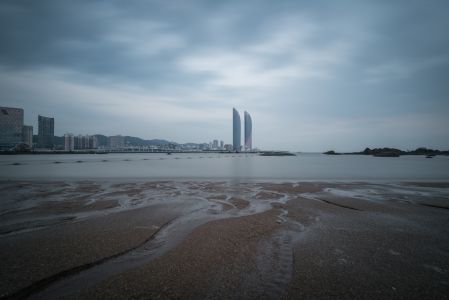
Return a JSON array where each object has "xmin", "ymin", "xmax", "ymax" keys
[{"xmin": 1, "ymin": 153, "xmax": 449, "ymax": 181}]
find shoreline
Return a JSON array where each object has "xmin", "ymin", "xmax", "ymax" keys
[
  {"xmin": 1, "ymin": 180, "xmax": 449, "ymax": 299},
  {"xmin": 2, "ymin": 177, "xmax": 449, "ymax": 184}
]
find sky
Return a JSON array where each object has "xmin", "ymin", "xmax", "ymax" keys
[{"xmin": 1, "ymin": 0, "xmax": 448, "ymax": 152}]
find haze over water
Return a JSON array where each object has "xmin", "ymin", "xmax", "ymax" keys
[{"xmin": 2, "ymin": 153, "xmax": 449, "ymax": 181}]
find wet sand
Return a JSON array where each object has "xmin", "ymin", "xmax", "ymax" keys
[{"xmin": 0, "ymin": 181, "xmax": 448, "ymax": 299}]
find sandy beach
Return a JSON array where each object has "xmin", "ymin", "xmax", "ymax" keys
[{"xmin": 1, "ymin": 180, "xmax": 448, "ymax": 299}]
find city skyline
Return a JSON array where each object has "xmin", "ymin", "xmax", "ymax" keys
[
  {"xmin": 1, "ymin": 1, "xmax": 449, "ymax": 151},
  {"xmin": 1, "ymin": 105, "xmax": 236, "ymax": 151}
]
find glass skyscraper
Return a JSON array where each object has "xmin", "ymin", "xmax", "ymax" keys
[
  {"xmin": 244, "ymin": 111, "xmax": 252, "ymax": 151},
  {"xmin": 0, "ymin": 107, "xmax": 24, "ymax": 149},
  {"xmin": 38, "ymin": 115, "xmax": 54, "ymax": 149},
  {"xmin": 232, "ymin": 108, "xmax": 241, "ymax": 152}
]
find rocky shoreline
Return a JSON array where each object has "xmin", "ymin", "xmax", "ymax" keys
[{"xmin": 324, "ymin": 147, "xmax": 449, "ymax": 157}]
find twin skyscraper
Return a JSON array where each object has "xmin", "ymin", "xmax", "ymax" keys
[{"xmin": 232, "ymin": 108, "xmax": 252, "ymax": 152}]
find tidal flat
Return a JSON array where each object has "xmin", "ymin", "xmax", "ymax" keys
[{"xmin": 1, "ymin": 180, "xmax": 448, "ymax": 299}]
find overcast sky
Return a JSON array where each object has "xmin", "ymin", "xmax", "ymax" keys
[{"xmin": 1, "ymin": 0, "xmax": 448, "ymax": 151}]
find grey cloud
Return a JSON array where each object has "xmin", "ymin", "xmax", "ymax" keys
[{"xmin": 1, "ymin": 0, "xmax": 448, "ymax": 150}]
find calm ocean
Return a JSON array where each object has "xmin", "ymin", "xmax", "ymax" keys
[{"xmin": 1, "ymin": 153, "xmax": 449, "ymax": 181}]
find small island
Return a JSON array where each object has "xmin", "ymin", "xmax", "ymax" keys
[{"xmin": 323, "ymin": 147, "xmax": 449, "ymax": 157}]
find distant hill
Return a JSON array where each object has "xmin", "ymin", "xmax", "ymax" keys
[
  {"xmin": 34, "ymin": 134, "xmax": 175, "ymax": 148},
  {"xmin": 124, "ymin": 136, "xmax": 174, "ymax": 146}
]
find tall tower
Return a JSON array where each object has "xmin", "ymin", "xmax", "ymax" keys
[
  {"xmin": 244, "ymin": 111, "xmax": 252, "ymax": 151},
  {"xmin": 38, "ymin": 115, "xmax": 54, "ymax": 149},
  {"xmin": 0, "ymin": 107, "xmax": 24, "ymax": 149},
  {"xmin": 232, "ymin": 108, "xmax": 241, "ymax": 152}
]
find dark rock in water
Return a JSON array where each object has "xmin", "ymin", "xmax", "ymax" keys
[
  {"xmin": 323, "ymin": 150, "xmax": 339, "ymax": 155},
  {"xmin": 412, "ymin": 147, "xmax": 439, "ymax": 155},
  {"xmin": 359, "ymin": 147, "xmax": 402, "ymax": 157},
  {"xmin": 260, "ymin": 151, "xmax": 296, "ymax": 156},
  {"xmin": 362, "ymin": 148, "xmax": 372, "ymax": 155},
  {"xmin": 371, "ymin": 148, "xmax": 402, "ymax": 156}
]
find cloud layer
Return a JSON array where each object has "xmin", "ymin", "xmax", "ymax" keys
[{"xmin": 1, "ymin": 0, "xmax": 448, "ymax": 151}]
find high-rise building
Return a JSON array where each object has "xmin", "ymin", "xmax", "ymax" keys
[
  {"xmin": 232, "ymin": 108, "xmax": 241, "ymax": 152},
  {"xmin": 74, "ymin": 135, "xmax": 82, "ymax": 149},
  {"xmin": 220, "ymin": 140, "xmax": 224, "ymax": 149},
  {"xmin": 90, "ymin": 135, "xmax": 98, "ymax": 149},
  {"xmin": 70, "ymin": 134, "xmax": 98, "ymax": 150},
  {"xmin": 109, "ymin": 135, "xmax": 125, "ymax": 149},
  {"xmin": 64, "ymin": 133, "xmax": 75, "ymax": 151},
  {"xmin": 22, "ymin": 125, "xmax": 33, "ymax": 148},
  {"xmin": 82, "ymin": 135, "xmax": 90, "ymax": 149},
  {"xmin": 0, "ymin": 107, "xmax": 24, "ymax": 149},
  {"xmin": 244, "ymin": 111, "xmax": 252, "ymax": 151},
  {"xmin": 213, "ymin": 139, "xmax": 219, "ymax": 149},
  {"xmin": 38, "ymin": 115, "xmax": 54, "ymax": 149}
]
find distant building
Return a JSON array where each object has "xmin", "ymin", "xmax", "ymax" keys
[
  {"xmin": 244, "ymin": 111, "xmax": 252, "ymax": 151},
  {"xmin": 73, "ymin": 134, "xmax": 97, "ymax": 149},
  {"xmin": 0, "ymin": 107, "xmax": 24, "ymax": 149},
  {"xmin": 38, "ymin": 115, "xmax": 54, "ymax": 149},
  {"xmin": 90, "ymin": 135, "xmax": 98, "ymax": 149},
  {"xmin": 22, "ymin": 125, "xmax": 33, "ymax": 148},
  {"xmin": 199, "ymin": 143, "xmax": 209, "ymax": 150},
  {"xmin": 233, "ymin": 108, "xmax": 241, "ymax": 152},
  {"xmin": 74, "ymin": 135, "xmax": 81, "ymax": 149},
  {"xmin": 224, "ymin": 144, "xmax": 233, "ymax": 151},
  {"xmin": 82, "ymin": 135, "xmax": 90, "ymax": 149},
  {"xmin": 64, "ymin": 133, "xmax": 75, "ymax": 151},
  {"xmin": 220, "ymin": 140, "xmax": 224, "ymax": 149},
  {"xmin": 213, "ymin": 139, "xmax": 219, "ymax": 149},
  {"xmin": 109, "ymin": 135, "xmax": 125, "ymax": 149}
]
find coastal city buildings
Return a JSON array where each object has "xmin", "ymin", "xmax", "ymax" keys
[
  {"xmin": 65, "ymin": 134, "xmax": 99, "ymax": 151},
  {"xmin": 64, "ymin": 133, "xmax": 75, "ymax": 151},
  {"xmin": 1, "ymin": 106, "xmax": 241, "ymax": 152},
  {"xmin": 232, "ymin": 108, "xmax": 241, "ymax": 152},
  {"xmin": 91, "ymin": 135, "xmax": 99, "ymax": 149},
  {"xmin": 75, "ymin": 135, "xmax": 88, "ymax": 149},
  {"xmin": 0, "ymin": 107, "xmax": 24, "ymax": 149},
  {"xmin": 224, "ymin": 144, "xmax": 233, "ymax": 151},
  {"xmin": 38, "ymin": 115, "xmax": 54, "ymax": 149},
  {"xmin": 244, "ymin": 111, "xmax": 252, "ymax": 151},
  {"xmin": 109, "ymin": 135, "xmax": 125, "ymax": 149},
  {"xmin": 22, "ymin": 125, "xmax": 33, "ymax": 148},
  {"xmin": 65, "ymin": 134, "xmax": 100, "ymax": 151}
]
